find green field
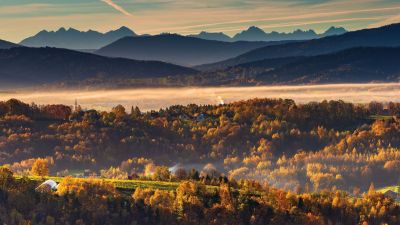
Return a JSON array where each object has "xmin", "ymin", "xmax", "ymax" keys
[
  {"xmin": 369, "ymin": 115, "xmax": 394, "ymax": 120},
  {"xmin": 377, "ymin": 186, "xmax": 400, "ymax": 194}
]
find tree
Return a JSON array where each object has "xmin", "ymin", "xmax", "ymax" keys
[
  {"xmin": 112, "ymin": 104, "xmax": 126, "ymax": 120},
  {"xmin": 0, "ymin": 167, "xmax": 14, "ymax": 189},
  {"xmin": 368, "ymin": 183, "xmax": 376, "ymax": 195},
  {"xmin": 188, "ymin": 169, "xmax": 200, "ymax": 181},
  {"xmin": 219, "ymin": 183, "xmax": 235, "ymax": 211},
  {"xmin": 152, "ymin": 166, "xmax": 171, "ymax": 181},
  {"xmin": 5, "ymin": 99, "xmax": 32, "ymax": 117},
  {"xmin": 174, "ymin": 181, "xmax": 205, "ymax": 222},
  {"xmin": 131, "ymin": 106, "xmax": 141, "ymax": 118},
  {"xmin": 174, "ymin": 168, "xmax": 187, "ymax": 180},
  {"xmin": 31, "ymin": 159, "xmax": 49, "ymax": 176}
]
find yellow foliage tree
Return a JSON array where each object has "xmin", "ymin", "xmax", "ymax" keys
[{"xmin": 31, "ymin": 158, "xmax": 49, "ymax": 176}]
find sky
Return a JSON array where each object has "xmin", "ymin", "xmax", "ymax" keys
[{"xmin": 0, "ymin": 0, "xmax": 400, "ymax": 42}]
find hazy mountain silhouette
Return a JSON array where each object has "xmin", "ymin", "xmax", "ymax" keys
[
  {"xmin": 188, "ymin": 26, "xmax": 346, "ymax": 42},
  {"xmin": 95, "ymin": 34, "xmax": 293, "ymax": 66},
  {"xmin": 232, "ymin": 26, "xmax": 346, "ymax": 42},
  {"xmin": 252, "ymin": 47, "xmax": 400, "ymax": 84},
  {"xmin": 0, "ymin": 39, "xmax": 19, "ymax": 49},
  {"xmin": 20, "ymin": 26, "xmax": 136, "ymax": 49},
  {"xmin": 322, "ymin": 26, "xmax": 347, "ymax": 37},
  {"xmin": 197, "ymin": 23, "xmax": 400, "ymax": 70},
  {"xmin": 0, "ymin": 47, "xmax": 196, "ymax": 88},
  {"xmin": 191, "ymin": 47, "xmax": 400, "ymax": 86},
  {"xmin": 188, "ymin": 32, "xmax": 232, "ymax": 42}
]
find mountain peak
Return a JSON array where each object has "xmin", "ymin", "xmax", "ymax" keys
[
  {"xmin": 57, "ymin": 27, "xmax": 67, "ymax": 32},
  {"xmin": 246, "ymin": 26, "xmax": 266, "ymax": 33},
  {"xmin": 323, "ymin": 26, "xmax": 347, "ymax": 36},
  {"xmin": 117, "ymin": 26, "xmax": 131, "ymax": 31},
  {"xmin": 232, "ymin": 26, "xmax": 267, "ymax": 41},
  {"xmin": 188, "ymin": 31, "xmax": 232, "ymax": 42},
  {"xmin": 67, "ymin": 28, "xmax": 80, "ymax": 33},
  {"xmin": 20, "ymin": 27, "xmax": 137, "ymax": 49},
  {"xmin": 107, "ymin": 26, "xmax": 136, "ymax": 36}
]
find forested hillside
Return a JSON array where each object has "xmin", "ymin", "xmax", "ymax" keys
[
  {"xmin": 1, "ymin": 170, "xmax": 398, "ymax": 225},
  {"xmin": 95, "ymin": 34, "xmax": 274, "ymax": 66},
  {"xmin": 0, "ymin": 39, "xmax": 19, "ymax": 49},
  {"xmin": 0, "ymin": 47, "xmax": 196, "ymax": 88},
  {"xmin": 198, "ymin": 23, "xmax": 400, "ymax": 70},
  {"xmin": 1, "ymin": 98, "xmax": 400, "ymax": 193}
]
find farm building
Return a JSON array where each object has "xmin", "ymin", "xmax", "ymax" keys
[
  {"xmin": 382, "ymin": 190, "xmax": 399, "ymax": 200},
  {"xmin": 35, "ymin": 180, "xmax": 58, "ymax": 193}
]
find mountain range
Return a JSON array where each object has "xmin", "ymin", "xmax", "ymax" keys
[
  {"xmin": 95, "ymin": 34, "xmax": 289, "ymax": 66},
  {"xmin": 17, "ymin": 26, "xmax": 346, "ymax": 51},
  {"xmin": 231, "ymin": 26, "xmax": 346, "ymax": 42},
  {"xmin": 197, "ymin": 23, "xmax": 400, "ymax": 71},
  {"xmin": 178, "ymin": 47, "xmax": 400, "ymax": 86},
  {"xmin": 242, "ymin": 47, "xmax": 400, "ymax": 84},
  {"xmin": 20, "ymin": 26, "xmax": 136, "ymax": 50},
  {"xmin": 0, "ymin": 23, "xmax": 399, "ymax": 88},
  {"xmin": 187, "ymin": 32, "xmax": 232, "ymax": 42},
  {"xmin": 0, "ymin": 47, "xmax": 196, "ymax": 88}
]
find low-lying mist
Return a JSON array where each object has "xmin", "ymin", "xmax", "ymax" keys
[{"xmin": 1, "ymin": 83, "xmax": 399, "ymax": 111}]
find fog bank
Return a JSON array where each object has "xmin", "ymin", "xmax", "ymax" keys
[{"xmin": 1, "ymin": 83, "xmax": 399, "ymax": 111}]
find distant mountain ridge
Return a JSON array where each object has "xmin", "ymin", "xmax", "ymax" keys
[
  {"xmin": 0, "ymin": 47, "xmax": 196, "ymax": 88},
  {"xmin": 95, "ymin": 34, "xmax": 292, "ymax": 66},
  {"xmin": 174, "ymin": 47, "xmax": 400, "ymax": 86},
  {"xmin": 20, "ymin": 26, "xmax": 136, "ymax": 49},
  {"xmin": 254, "ymin": 47, "xmax": 400, "ymax": 84},
  {"xmin": 188, "ymin": 26, "xmax": 347, "ymax": 42},
  {"xmin": 197, "ymin": 23, "xmax": 400, "ymax": 70},
  {"xmin": 0, "ymin": 39, "xmax": 19, "ymax": 49},
  {"xmin": 187, "ymin": 32, "xmax": 232, "ymax": 42},
  {"xmin": 18, "ymin": 26, "xmax": 346, "ymax": 51}
]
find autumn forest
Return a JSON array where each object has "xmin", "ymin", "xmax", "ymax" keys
[{"xmin": 0, "ymin": 98, "xmax": 400, "ymax": 224}]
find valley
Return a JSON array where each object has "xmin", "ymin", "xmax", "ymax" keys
[{"xmin": 0, "ymin": 83, "xmax": 399, "ymax": 111}]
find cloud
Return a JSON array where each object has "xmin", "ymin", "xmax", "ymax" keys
[
  {"xmin": 139, "ymin": 5, "xmax": 400, "ymax": 34},
  {"xmin": 368, "ymin": 14, "xmax": 400, "ymax": 28},
  {"xmin": 101, "ymin": 0, "xmax": 132, "ymax": 16},
  {"xmin": 210, "ymin": 16, "xmax": 386, "ymax": 33}
]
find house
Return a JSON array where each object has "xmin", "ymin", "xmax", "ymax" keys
[
  {"xmin": 382, "ymin": 190, "xmax": 399, "ymax": 200},
  {"xmin": 35, "ymin": 180, "xmax": 58, "ymax": 193}
]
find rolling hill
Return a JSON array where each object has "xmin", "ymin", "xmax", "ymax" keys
[
  {"xmin": 0, "ymin": 47, "xmax": 196, "ymax": 88},
  {"xmin": 0, "ymin": 39, "xmax": 19, "ymax": 49},
  {"xmin": 187, "ymin": 31, "xmax": 232, "ymax": 42},
  {"xmin": 20, "ymin": 26, "xmax": 136, "ymax": 50},
  {"xmin": 255, "ymin": 47, "xmax": 400, "ymax": 84},
  {"xmin": 197, "ymin": 23, "xmax": 400, "ymax": 71},
  {"xmin": 210, "ymin": 47, "xmax": 400, "ymax": 85},
  {"xmin": 95, "ymin": 34, "xmax": 287, "ymax": 66},
  {"xmin": 82, "ymin": 47, "xmax": 400, "ymax": 87}
]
